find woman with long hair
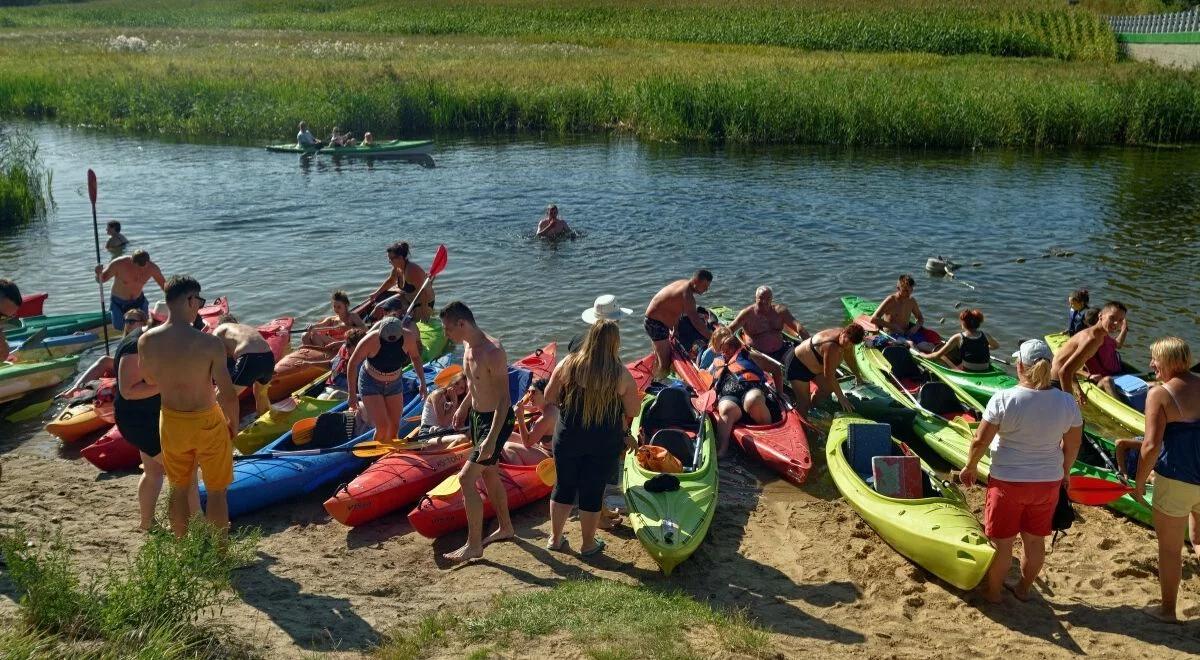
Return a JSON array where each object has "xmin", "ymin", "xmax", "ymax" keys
[
  {"xmin": 366, "ymin": 242, "xmax": 436, "ymax": 322},
  {"xmin": 542, "ymin": 320, "xmax": 641, "ymax": 556}
]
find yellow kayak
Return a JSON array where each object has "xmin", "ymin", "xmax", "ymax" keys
[{"xmin": 1044, "ymin": 332, "xmax": 1145, "ymax": 436}]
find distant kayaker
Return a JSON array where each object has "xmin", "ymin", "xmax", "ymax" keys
[
  {"xmin": 542, "ymin": 320, "xmax": 641, "ymax": 555},
  {"xmin": 785, "ymin": 323, "xmax": 866, "ymax": 416},
  {"xmin": 644, "ymin": 270, "xmax": 714, "ymax": 378},
  {"xmin": 329, "ymin": 126, "xmax": 357, "ymax": 147},
  {"xmin": 570, "ymin": 294, "xmax": 632, "ymax": 353},
  {"xmin": 362, "ymin": 132, "xmax": 375, "ymax": 146},
  {"xmin": 302, "ymin": 289, "xmax": 367, "ymax": 348},
  {"xmin": 727, "ymin": 285, "xmax": 808, "ymax": 364},
  {"xmin": 296, "ymin": 121, "xmax": 322, "ymax": 148},
  {"xmin": 1066, "ymin": 288, "xmax": 1090, "ymax": 336},
  {"xmin": 709, "ymin": 326, "xmax": 775, "ymax": 456},
  {"xmin": 0, "ymin": 278, "xmax": 22, "ymax": 362},
  {"xmin": 105, "ymin": 220, "xmax": 129, "ymax": 253},
  {"xmin": 439, "ymin": 301, "xmax": 516, "ymax": 562},
  {"xmin": 213, "ymin": 314, "xmax": 277, "ymax": 416},
  {"xmin": 1132, "ymin": 337, "xmax": 1200, "ymax": 623},
  {"xmin": 367, "ymin": 241, "xmax": 437, "ymax": 322},
  {"xmin": 95, "ymin": 249, "xmax": 165, "ymax": 333},
  {"xmin": 918, "ymin": 309, "xmax": 1000, "ymax": 373},
  {"xmin": 868, "ymin": 274, "xmax": 928, "ymax": 346},
  {"xmin": 536, "ymin": 204, "xmax": 573, "ymax": 240},
  {"xmin": 112, "ymin": 308, "xmax": 200, "ymax": 531},
  {"xmin": 347, "ymin": 316, "xmax": 427, "ymax": 444},
  {"xmin": 960, "ymin": 339, "xmax": 1083, "ymax": 604},
  {"xmin": 137, "ymin": 275, "xmax": 239, "ymax": 538},
  {"xmin": 1050, "ymin": 300, "xmax": 1129, "ymax": 403}
]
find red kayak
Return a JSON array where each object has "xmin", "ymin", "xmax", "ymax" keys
[
  {"xmin": 672, "ymin": 345, "xmax": 811, "ymax": 485},
  {"xmin": 407, "ymin": 460, "xmax": 553, "ymax": 538},
  {"xmin": 17, "ymin": 293, "xmax": 47, "ymax": 318},
  {"xmin": 80, "ymin": 426, "xmax": 141, "ymax": 471},
  {"xmin": 325, "ymin": 342, "xmax": 557, "ymax": 527}
]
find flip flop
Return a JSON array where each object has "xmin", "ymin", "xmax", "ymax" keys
[
  {"xmin": 581, "ymin": 538, "xmax": 606, "ymax": 558},
  {"xmin": 545, "ymin": 537, "xmax": 568, "ymax": 552}
]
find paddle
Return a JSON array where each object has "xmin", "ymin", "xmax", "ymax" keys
[
  {"xmin": 350, "ymin": 426, "xmax": 468, "ymax": 458},
  {"xmin": 87, "ymin": 170, "xmax": 112, "ymax": 356},
  {"xmin": 13, "ymin": 328, "xmax": 51, "ymax": 359},
  {"xmin": 234, "ymin": 426, "xmax": 463, "ymax": 459},
  {"xmin": 1067, "ymin": 475, "xmax": 1133, "ymax": 506},
  {"xmin": 428, "ymin": 456, "xmax": 556, "ymax": 497}
]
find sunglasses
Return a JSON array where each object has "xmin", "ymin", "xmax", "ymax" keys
[{"xmin": 189, "ymin": 294, "xmax": 207, "ymax": 308}]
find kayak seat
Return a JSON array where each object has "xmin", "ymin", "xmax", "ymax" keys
[
  {"xmin": 848, "ymin": 422, "xmax": 893, "ymax": 483},
  {"xmin": 917, "ymin": 382, "xmax": 966, "ymax": 418},
  {"xmin": 650, "ymin": 429, "xmax": 696, "ymax": 470},
  {"xmin": 882, "ymin": 346, "xmax": 924, "ymax": 382},
  {"xmin": 872, "ymin": 455, "xmax": 922, "ymax": 498},
  {"xmin": 643, "ymin": 386, "xmax": 699, "ymax": 432}
]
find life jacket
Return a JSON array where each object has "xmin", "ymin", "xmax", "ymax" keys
[
  {"xmin": 1085, "ymin": 335, "xmax": 1122, "ymax": 378},
  {"xmin": 711, "ymin": 349, "xmax": 765, "ymax": 385}
]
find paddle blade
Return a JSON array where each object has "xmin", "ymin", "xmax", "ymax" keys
[
  {"xmin": 351, "ymin": 445, "xmax": 394, "ymax": 458},
  {"xmin": 5, "ymin": 398, "xmax": 53, "ymax": 423},
  {"xmin": 428, "ymin": 473, "xmax": 462, "ymax": 498},
  {"xmin": 693, "ymin": 389, "xmax": 716, "ymax": 412},
  {"xmin": 87, "ymin": 169, "xmax": 97, "ymax": 204},
  {"xmin": 428, "ymin": 244, "xmax": 448, "ymax": 278},
  {"xmin": 290, "ymin": 416, "xmax": 318, "ymax": 446},
  {"xmin": 535, "ymin": 458, "xmax": 556, "ymax": 487},
  {"xmin": 1067, "ymin": 475, "xmax": 1133, "ymax": 506}
]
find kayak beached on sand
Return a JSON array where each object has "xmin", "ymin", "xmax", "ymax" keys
[
  {"xmin": 0, "ymin": 355, "xmax": 82, "ymax": 405},
  {"xmin": 3, "ymin": 311, "xmax": 108, "ymax": 343},
  {"xmin": 623, "ymin": 385, "xmax": 718, "ymax": 576},
  {"xmin": 265, "ymin": 139, "xmax": 434, "ymax": 158},
  {"xmin": 1044, "ymin": 331, "xmax": 1146, "ymax": 437}
]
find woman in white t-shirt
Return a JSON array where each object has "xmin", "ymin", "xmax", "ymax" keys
[{"xmin": 961, "ymin": 339, "xmax": 1083, "ymax": 604}]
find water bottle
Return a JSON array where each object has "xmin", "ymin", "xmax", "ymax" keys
[{"xmin": 662, "ymin": 518, "xmax": 679, "ymax": 545}]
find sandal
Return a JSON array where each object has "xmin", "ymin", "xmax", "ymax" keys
[
  {"xmin": 546, "ymin": 537, "xmax": 568, "ymax": 552},
  {"xmin": 581, "ymin": 538, "xmax": 607, "ymax": 557}
]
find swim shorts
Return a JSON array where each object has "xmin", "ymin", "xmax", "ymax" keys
[
  {"xmin": 228, "ymin": 351, "xmax": 275, "ymax": 386},
  {"xmin": 110, "ymin": 294, "xmax": 148, "ymax": 332},
  {"xmin": 785, "ymin": 350, "xmax": 818, "ymax": 383},
  {"xmin": 159, "ymin": 405, "xmax": 233, "ymax": 490},
  {"xmin": 984, "ymin": 478, "xmax": 1060, "ymax": 539},
  {"xmin": 643, "ymin": 316, "xmax": 671, "ymax": 342},
  {"xmin": 469, "ymin": 407, "xmax": 516, "ymax": 466}
]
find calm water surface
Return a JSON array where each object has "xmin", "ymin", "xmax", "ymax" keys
[{"xmin": 3, "ymin": 124, "xmax": 1199, "ymax": 451}]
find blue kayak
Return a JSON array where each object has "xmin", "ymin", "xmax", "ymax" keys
[
  {"xmin": 8, "ymin": 331, "xmax": 100, "ymax": 361},
  {"xmin": 203, "ymin": 356, "xmax": 449, "ymax": 519}
]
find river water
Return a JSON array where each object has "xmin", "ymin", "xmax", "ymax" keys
[{"xmin": 3, "ymin": 124, "xmax": 1199, "ymax": 453}]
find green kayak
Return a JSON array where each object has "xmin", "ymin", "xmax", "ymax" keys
[
  {"xmin": 841, "ymin": 295, "xmax": 1014, "ymax": 406},
  {"xmin": 624, "ymin": 387, "xmax": 718, "ymax": 576},
  {"xmin": 265, "ymin": 139, "xmax": 433, "ymax": 158},
  {"xmin": 827, "ymin": 414, "xmax": 993, "ymax": 590},
  {"xmin": 4, "ymin": 312, "xmax": 109, "ymax": 343},
  {"xmin": 0, "ymin": 355, "xmax": 82, "ymax": 404}
]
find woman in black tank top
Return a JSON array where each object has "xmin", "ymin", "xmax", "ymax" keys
[
  {"xmin": 918, "ymin": 308, "xmax": 1000, "ymax": 373},
  {"xmin": 542, "ymin": 321, "xmax": 642, "ymax": 556},
  {"xmin": 347, "ymin": 316, "xmax": 428, "ymax": 444}
]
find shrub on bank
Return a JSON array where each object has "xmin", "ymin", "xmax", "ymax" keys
[{"xmin": 0, "ymin": 127, "xmax": 52, "ymax": 226}]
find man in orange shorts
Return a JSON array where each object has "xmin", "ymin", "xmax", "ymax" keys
[{"xmin": 138, "ymin": 275, "xmax": 239, "ymax": 538}]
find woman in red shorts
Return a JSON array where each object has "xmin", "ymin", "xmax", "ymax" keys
[{"xmin": 960, "ymin": 339, "xmax": 1083, "ymax": 603}]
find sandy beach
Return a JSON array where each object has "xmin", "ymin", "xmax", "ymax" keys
[{"xmin": 2, "ymin": 426, "xmax": 1198, "ymax": 658}]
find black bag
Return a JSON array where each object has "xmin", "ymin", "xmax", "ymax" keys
[
  {"xmin": 1051, "ymin": 482, "xmax": 1075, "ymax": 546},
  {"xmin": 311, "ymin": 410, "xmax": 357, "ymax": 448},
  {"xmin": 644, "ymin": 474, "xmax": 680, "ymax": 493}
]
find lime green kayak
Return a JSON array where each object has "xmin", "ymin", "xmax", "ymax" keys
[
  {"xmin": 624, "ymin": 387, "xmax": 718, "ymax": 576},
  {"xmin": 0, "ymin": 355, "xmax": 82, "ymax": 404},
  {"xmin": 1044, "ymin": 332, "xmax": 1144, "ymax": 436},
  {"xmin": 233, "ymin": 319, "xmax": 450, "ymax": 454},
  {"xmin": 265, "ymin": 139, "xmax": 433, "ymax": 157},
  {"xmin": 4, "ymin": 312, "xmax": 108, "ymax": 342},
  {"xmin": 841, "ymin": 295, "xmax": 1014, "ymax": 406},
  {"xmin": 827, "ymin": 414, "xmax": 993, "ymax": 590}
]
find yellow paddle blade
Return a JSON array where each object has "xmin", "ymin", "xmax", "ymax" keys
[
  {"xmin": 290, "ymin": 416, "xmax": 318, "ymax": 446},
  {"xmin": 427, "ymin": 473, "xmax": 462, "ymax": 498},
  {"xmin": 535, "ymin": 458, "xmax": 556, "ymax": 487}
]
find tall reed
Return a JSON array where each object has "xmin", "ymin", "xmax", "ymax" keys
[{"xmin": 0, "ymin": 126, "xmax": 53, "ymax": 226}]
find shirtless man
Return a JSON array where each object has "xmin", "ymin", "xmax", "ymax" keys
[
  {"xmin": 138, "ymin": 276, "xmax": 238, "ymax": 538},
  {"xmin": 868, "ymin": 274, "xmax": 925, "ymax": 341},
  {"xmin": 644, "ymin": 270, "xmax": 713, "ymax": 378},
  {"xmin": 1051, "ymin": 301, "xmax": 1129, "ymax": 404},
  {"xmin": 0, "ymin": 278, "xmax": 22, "ymax": 362},
  {"xmin": 105, "ymin": 220, "xmax": 129, "ymax": 253},
  {"xmin": 95, "ymin": 249, "xmax": 165, "ymax": 333},
  {"xmin": 213, "ymin": 314, "xmax": 276, "ymax": 415},
  {"xmin": 441, "ymin": 301, "xmax": 515, "ymax": 562},
  {"xmin": 536, "ymin": 204, "xmax": 573, "ymax": 240},
  {"xmin": 727, "ymin": 286, "xmax": 808, "ymax": 364}
]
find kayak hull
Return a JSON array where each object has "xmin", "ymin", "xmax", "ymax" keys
[
  {"xmin": 407, "ymin": 462, "xmax": 552, "ymax": 538},
  {"xmin": 324, "ymin": 444, "xmax": 472, "ymax": 526},
  {"xmin": 80, "ymin": 426, "xmax": 142, "ymax": 472},
  {"xmin": 265, "ymin": 139, "xmax": 433, "ymax": 158},
  {"xmin": 828, "ymin": 415, "xmax": 994, "ymax": 590},
  {"xmin": 17, "ymin": 293, "xmax": 47, "ymax": 318},
  {"xmin": 4, "ymin": 312, "xmax": 108, "ymax": 342},
  {"xmin": 0, "ymin": 356, "xmax": 81, "ymax": 405}
]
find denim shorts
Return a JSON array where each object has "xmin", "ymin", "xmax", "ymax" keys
[{"xmin": 358, "ymin": 364, "xmax": 406, "ymax": 397}]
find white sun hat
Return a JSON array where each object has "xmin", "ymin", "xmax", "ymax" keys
[{"xmin": 581, "ymin": 294, "xmax": 632, "ymax": 324}]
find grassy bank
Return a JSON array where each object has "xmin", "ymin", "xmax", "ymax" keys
[
  {"xmin": 0, "ymin": 0, "xmax": 1160, "ymax": 61},
  {"xmin": 0, "ymin": 126, "xmax": 53, "ymax": 225},
  {"xmin": 375, "ymin": 578, "xmax": 770, "ymax": 659},
  {"xmin": 2, "ymin": 29, "xmax": 1198, "ymax": 147}
]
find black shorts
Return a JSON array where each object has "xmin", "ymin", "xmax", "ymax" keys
[
  {"xmin": 228, "ymin": 352, "xmax": 276, "ymax": 386},
  {"xmin": 718, "ymin": 381, "xmax": 765, "ymax": 411},
  {"xmin": 469, "ymin": 407, "xmax": 515, "ymax": 466},
  {"xmin": 765, "ymin": 342, "xmax": 793, "ymax": 365},
  {"xmin": 116, "ymin": 416, "xmax": 161, "ymax": 457},
  {"xmin": 644, "ymin": 316, "xmax": 671, "ymax": 342},
  {"xmin": 785, "ymin": 350, "xmax": 819, "ymax": 383}
]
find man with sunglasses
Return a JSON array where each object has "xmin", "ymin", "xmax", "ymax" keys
[
  {"xmin": 0, "ymin": 278, "xmax": 22, "ymax": 362},
  {"xmin": 138, "ymin": 275, "xmax": 238, "ymax": 538}
]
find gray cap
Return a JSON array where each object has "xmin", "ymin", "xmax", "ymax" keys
[
  {"xmin": 1012, "ymin": 339, "xmax": 1053, "ymax": 366},
  {"xmin": 377, "ymin": 316, "xmax": 405, "ymax": 343}
]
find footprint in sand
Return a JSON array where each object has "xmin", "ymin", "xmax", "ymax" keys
[
  {"xmin": 1098, "ymin": 538, "xmax": 1118, "ymax": 551},
  {"xmin": 1113, "ymin": 566, "xmax": 1152, "ymax": 579}
]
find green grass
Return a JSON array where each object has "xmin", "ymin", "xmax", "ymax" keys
[
  {"xmin": 0, "ymin": 522, "xmax": 260, "ymax": 659},
  {"xmin": 0, "ymin": 126, "xmax": 52, "ymax": 226},
  {"xmin": 375, "ymin": 578, "xmax": 771, "ymax": 660},
  {"xmin": 0, "ymin": 0, "xmax": 1140, "ymax": 61}
]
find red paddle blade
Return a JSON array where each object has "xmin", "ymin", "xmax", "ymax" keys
[
  {"xmin": 1067, "ymin": 475, "xmax": 1133, "ymax": 506},
  {"xmin": 693, "ymin": 389, "xmax": 716, "ymax": 412},
  {"xmin": 428, "ymin": 244, "xmax": 448, "ymax": 278},
  {"xmin": 87, "ymin": 169, "xmax": 98, "ymax": 204}
]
